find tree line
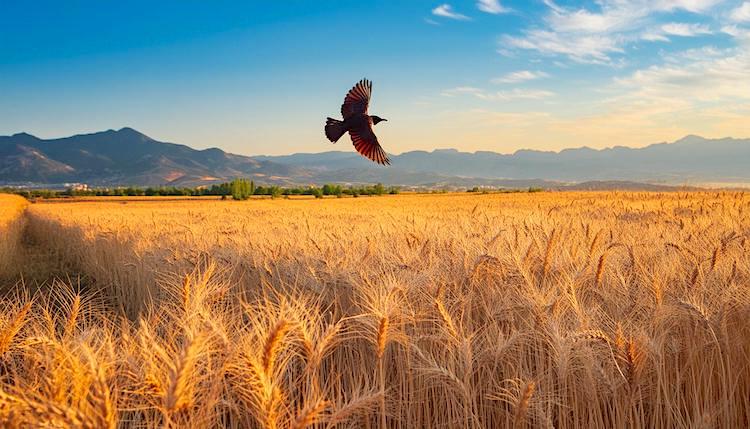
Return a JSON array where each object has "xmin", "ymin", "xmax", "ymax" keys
[{"xmin": 1, "ymin": 180, "xmax": 400, "ymax": 200}]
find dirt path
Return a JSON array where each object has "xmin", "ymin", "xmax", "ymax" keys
[{"xmin": 1, "ymin": 209, "xmax": 90, "ymax": 295}]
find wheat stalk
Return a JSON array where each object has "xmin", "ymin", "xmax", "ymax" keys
[
  {"xmin": 291, "ymin": 399, "xmax": 327, "ymax": 429},
  {"xmin": 163, "ymin": 334, "xmax": 202, "ymax": 415},
  {"xmin": 0, "ymin": 302, "xmax": 31, "ymax": 357},
  {"xmin": 541, "ymin": 228, "xmax": 557, "ymax": 280},
  {"xmin": 63, "ymin": 294, "xmax": 81, "ymax": 340},
  {"xmin": 435, "ymin": 298, "xmax": 459, "ymax": 340},
  {"xmin": 513, "ymin": 380, "xmax": 535, "ymax": 428},
  {"xmin": 595, "ymin": 252, "xmax": 608, "ymax": 287},
  {"xmin": 262, "ymin": 319, "xmax": 290, "ymax": 376}
]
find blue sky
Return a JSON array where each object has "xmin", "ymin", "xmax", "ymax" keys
[{"xmin": 1, "ymin": 0, "xmax": 749, "ymax": 155}]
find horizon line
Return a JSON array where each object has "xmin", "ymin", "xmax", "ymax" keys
[{"xmin": 3, "ymin": 128, "xmax": 747, "ymax": 159}]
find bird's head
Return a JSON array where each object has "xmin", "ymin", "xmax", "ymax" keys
[{"xmin": 371, "ymin": 115, "xmax": 387, "ymax": 125}]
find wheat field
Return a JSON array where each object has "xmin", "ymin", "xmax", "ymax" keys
[
  {"xmin": 1, "ymin": 192, "xmax": 749, "ymax": 428},
  {"xmin": 0, "ymin": 194, "xmax": 27, "ymax": 282}
]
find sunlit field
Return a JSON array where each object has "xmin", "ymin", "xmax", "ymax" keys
[
  {"xmin": 0, "ymin": 194, "xmax": 27, "ymax": 282},
  {"xmin": 1, "ymin": 192, "xmax": 749, "ymax": 428}
]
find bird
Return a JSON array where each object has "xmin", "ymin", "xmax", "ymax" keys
[{"xmin": 325, "ymin": 78, "xmax": 390, "ymax": 165}]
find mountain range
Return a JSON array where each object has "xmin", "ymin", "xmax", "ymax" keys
[
  {"xmin": 0, "ymin": 128, "xmax": 309, "ymax": 187},
  {"xmin": 1, "ymin": 128, "xmax": 749, "ymax": 188}
]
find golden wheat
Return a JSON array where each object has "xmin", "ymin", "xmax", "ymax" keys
[
  {"xmin": 0, "ymin": 194, "xmax": 27, "ymax": 280},
  {"xmin": 0, "ymin": 191, "xmax": 748, "ymax": 427}
]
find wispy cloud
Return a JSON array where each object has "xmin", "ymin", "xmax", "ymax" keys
[
  {"xmin": 661, "ymin": 22, "xmax": 712, "ymax": 36},
  {"xmin": 613, "ymin": 47, "xmax": 750, "ymax": 102},
  {"xmin": 721, "ymin": 24, "xmax": 750, "ymax": 41},
  {"xmin": 491, "ymin": 70, "xmax": 549, "ymax": 84},
  {"xmin": 502, "ymin": 30, "xmax": 623, "ymax": 64},
  {"xmin": 464, "ymin": 109, "xmax": 552, "ymax": 126},
  {"xmin": 500, "ymin": 0, "xmax": 723, "ymax": 64},
  {"xmin": 477, "ymin": 0, "xmax": 510, "ymax": 14},
  {"xmin": 556, "ymin": 44, "xmax": 750, "ymax": 143},
  {"xmin": 642, "ymin": 32, "xmax": 671, "ymax": 42},
  {"xmin": 655, "ymin": 0, "xmax": 724, "ymax": 13},
  {"xmin": 643, "ymin": 22, "xmax": 712, "ymax": 41},
  {"xmin": 441, "ymin": 86, "xmax": 485, "ymax": 96},
  {"xmin": 432, "ymin": 4, "xmax": 470, "ymax": 21},
  {"xmin": 730, "ymin": 2, "xmax": 750, "ymax": 22},
  {"xmin": 443, "ymin": 86, "xmax": 555, "ymax": 100},
  {"xmin": 430, "ymin": 0, "xmax": 749, "ymax": 150}
]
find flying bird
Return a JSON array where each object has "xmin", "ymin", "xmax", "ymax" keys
[{"xmin": 325, "ymin": 79, "xmax": 390, "ymax": 165}]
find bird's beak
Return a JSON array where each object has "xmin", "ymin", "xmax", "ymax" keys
[{"xmin": 382, "ymin": 118, "xmax": 388, "ymax": 122}]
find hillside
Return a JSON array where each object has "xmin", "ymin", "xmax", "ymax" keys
[
  {"xmin": 0, "ymin": 128, "xmax": 307, "ymax": 186},
  {"xmin": 257, "ymin": 135, "xmax": 750, "ymax": 185},
  {"xmin": 2, "ymin": 129, "xmax": 749, "ymax": 187}
]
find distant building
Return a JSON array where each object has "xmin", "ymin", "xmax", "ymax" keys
[{"xmin": 69, "ymin": 183, "xmax": 90, "ymax": 191}]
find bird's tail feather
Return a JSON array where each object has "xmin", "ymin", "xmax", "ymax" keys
[{"xmin": 325, "ymin": 118, "xmax": 346, "ymax": 143}]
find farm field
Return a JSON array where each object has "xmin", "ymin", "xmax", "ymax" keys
[{"xmin": 1, "ymin": 191, "xmax": 749, "ymax": 428}]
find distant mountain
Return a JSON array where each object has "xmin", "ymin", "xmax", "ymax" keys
[
  {"xmin": 258, "ymin": 135, "xmax": 750, "ymax": 185},
  {"xmin": 1, "ymin": 129, "xmax": 748, "ymax": 188},
  {"xmin": 0, "ymin": 128, "xmax": 308, "ymax": 186}
]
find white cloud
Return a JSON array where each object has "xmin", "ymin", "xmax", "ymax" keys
[
  {"xmin": 721, "ymin": 25, "xmax": 740, "ymax": 36},
  {"xmin": 432, "ymin": 4, "xmax": 470, "ymax": 20},
  {"xmin": 502, "ymin": 0, "xmax": 724, "ymax": 63},
  {"xmin": 443, "ymin": 87, "xmax": 555, "ymax": 100},
  {"xmin": 494, "ymin": 89, "xmax": 556, "ymax": 100},
  {"xmin": 551, "ymin": 45, "xmax": 750, "ymax": 144},
  {"xmin": 663, "ymin": 46, "xmax": 724, "ymax": 62},
  {"xmin": 614, "ymin": 47, "xmax": 750, "ymax": 102},
  {"xmin": 730, "ymin": 2, "xmax": 750, "ymax": 22},
  {"xmin": 545, "ymin": 7, "xmax": 645, "ymax": 34},
  {"xmin": 721, "ymin": 24, "xmax": 750, "ymax": 41},
  {"xmin": 441, "ymin": 86, "xmax": 484, "ymax": 97},
  {"xmin": 661, "ymin": 22, "xmax": 712, "ymax": 36},
  {"xmin": 492, "ymin": 70, "xmax": 549, "ymax": 84},
  {"xmin": 438, "ymin": 0, "xmax": 750, "ymax": 150},
  {"xmin": 654, "ymin": 0, "xmax": 724, "ymax": 13},
  {"xmin": 642, "ymin": 32, "xmax": 671, "ymax": 41},
  {"xmin": 643, "ymin": 22, "xmax": 713, "ymax": 41},
  {"xmin": 477, "ymin": 0, "xmax": 509, "ymax": 14},
  {"xmin": 502, "ymin": 30, "xmax": 623, "ymax": 64},
  {"xmin": 464, "ymin": 110, "xmax": 552, "ymax": 126},
  {"xmin": 435, "ymin": 0, "xmax": 750, "ymax": 149}
]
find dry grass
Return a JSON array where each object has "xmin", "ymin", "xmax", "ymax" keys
[{"xmin": 1, "ymin": 191, "xmax": 749, "ymax": 427}]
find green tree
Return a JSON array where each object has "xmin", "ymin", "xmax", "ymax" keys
[
  {"xmin": 231, "ymin": 178, "xmax": 252, "ymax": 200},
  {"xmin": 323, "ymin": 184, "xmax": 342, "ymax": 196}
]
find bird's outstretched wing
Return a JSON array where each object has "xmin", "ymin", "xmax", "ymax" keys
[
  {"xmin": 341, "ymin": 79, "xmax": 371, "ymax": 120},
  {"xmin": 350, "ymin": 124, "xmax": 390, "ymax": 166}
]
